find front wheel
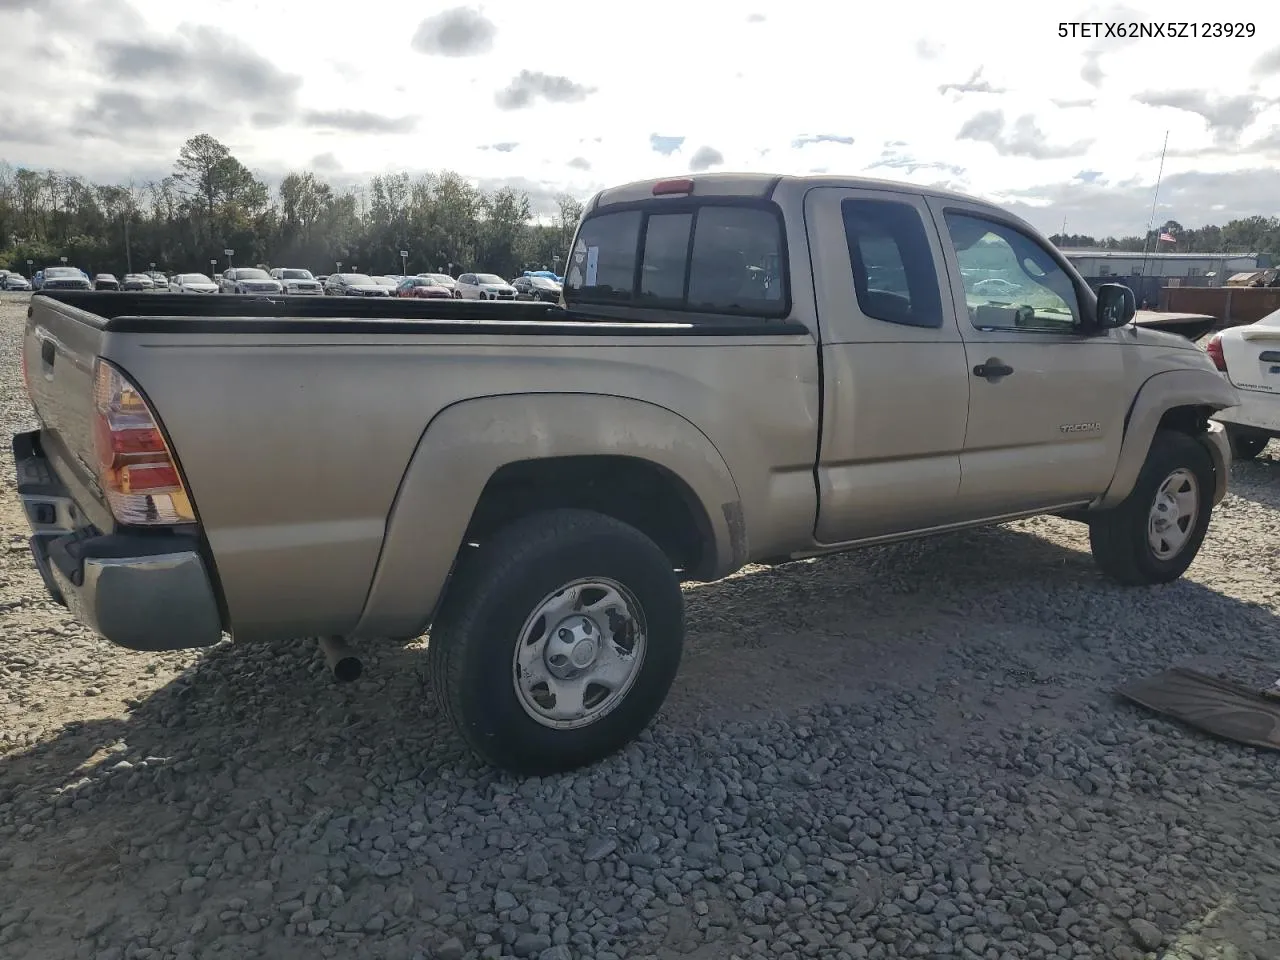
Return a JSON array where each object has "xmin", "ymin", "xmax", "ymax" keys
[
  {"xmin": 428, "ymin": 509, "xmax": 684, "ymax": 775},
  {"xmin": 1088, "ymin": 430, "xmax": 1215, "ymax": 586},
  {"xmin": 1226, "ymin": 424, "xmax": 1271, "ymax": 460}
]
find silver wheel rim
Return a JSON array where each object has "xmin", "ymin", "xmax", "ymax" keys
[
  {"xmin": 512, "ymin": 577, "xmax": 648, "ymax": 730},
  {"xmin": 1147, "ymin": 468, "xmax": 1199, "ymax": 560}
]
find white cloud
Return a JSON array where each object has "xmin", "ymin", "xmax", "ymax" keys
[{"xmin": 1, "ymin": 0, "xmax": 1278, "ymax": 237}]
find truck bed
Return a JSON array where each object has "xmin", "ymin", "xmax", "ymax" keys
[
  {"xmin": 22, "ymin": 291, "xmax": 819, "ymax": 645},
  {"xmin": 33, "ymin": 291, "xmax": 805, "ymax": 336}
]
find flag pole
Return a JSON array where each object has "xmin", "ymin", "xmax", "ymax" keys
[{"xmin": 1139, "ymin": 130, "xmax": 1169, "ymax": 281}]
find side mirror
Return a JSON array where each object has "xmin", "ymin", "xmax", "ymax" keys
[{"xmin": 1096, "ymin": 283, "xmax": 1135, "ymax": 330}]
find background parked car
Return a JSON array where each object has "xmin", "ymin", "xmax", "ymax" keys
[
  {"xmin": 511, "ymin": 275, "xmax": 562, "ymax": 303},
  {"xmin": 1, "ymin": 273, "xmax": 31, "ymax": 291},
  {"xmin": 1206, "ymin": 307, "xmax": 1280, "ymax": 459},
  {"xmin": 168, "ymin": 272, "xmax": 219, "ymax": 294},
  {"xmin": 219, "ymin": 267, "xmax": 283, "ymax": 295},
  {"xmin": 373, "ymin": 276, "xmax": 401, "ymax": 294},
  {"xmin": 269, "ymin": 267, "xmax": 324, "ymax": 295},
  {"xmin": 453, "ymin": 272, "xmax": 516, "ymax": 301},
  {"xmin": 417, "ymin": 273, "xmax": 456, "ymax": 294},
  {"xmin": 121, "ymin": 273, "xmax": 154, "ymax": 291},
  {"xmin": 145, "ymin": 270, "xmax": 168, "ymax": 286},
  {"xmin": 972, "ymin": 277, "xmax": 1023, "ymax": 298},
  {"xmin": 396, "ymin": 276, "xmax": 452, "ymax": 299},
  {"xmin": 39, "ymin": 266, "xmax": 92, "ymax": 291},
  {"xmin": 323, "ymin": 272, "xmax": 390, "ymax": 297},
  {"xmin": 93, "ymin": 274, "xmax": 121, "ymax": 291}
]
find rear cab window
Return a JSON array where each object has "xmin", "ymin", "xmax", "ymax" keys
[
  {"xmin": 564, "ymin": 201, "xmax": 788, "ymax": 320},
  {"xmin": 840, "ymin": 198, "xmax": 944, "ymax": 329}
]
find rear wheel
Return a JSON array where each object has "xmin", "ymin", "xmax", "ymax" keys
[
  {"xmin": 1225, "ymin": 424, "xmax": 1271, "ymax": 460},
  {"xmin": 428, "ymin": 509, "xmax": 684, "ymax": 775},
  {"xmin": 1088, "ymin": 430, "xmax": 1215, "ymax": 585}
]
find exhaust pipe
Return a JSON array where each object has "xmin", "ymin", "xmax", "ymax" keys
[{"xmin": 317, "ymin": 636, "xmax": 362, "ymax": 683}]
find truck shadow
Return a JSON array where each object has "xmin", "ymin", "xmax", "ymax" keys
[
  {"xmin": 2, "ymin": 520, "xmax": 1278, "ymax": 957},
  {"xmin": 5, "ymin": 521, "xmax": 1279, "ymax": 802}
]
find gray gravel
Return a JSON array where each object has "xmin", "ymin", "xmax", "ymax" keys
[{"xmin": 3, "ymin": 290, "xmax": 1280, "ymax": 960}]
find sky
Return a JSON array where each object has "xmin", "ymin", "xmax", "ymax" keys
[{"xmin": 2, "ymin": 0, "xmax": 1279, "ymax": 238}]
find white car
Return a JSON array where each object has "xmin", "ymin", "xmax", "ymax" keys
[
  {"xmin": 453, "ymin": 272, "xmax": 516, "ymax": 301},
  {"xmin": 168, "ymin": 273, "xmax": 220, "ymax": 294},
  {"xmin": 219, "ymin": 267, "xmax": 283, "ymax": 295},
  {"xmin": 270, "ymin": 267, "xmax": 324, "ymax": 295},
  {"xmin": 1206, "ymin": 308, "xmax": 1280, "ymax": 459},
  {"xmin": 972, "ymin": 277, "xmax": 1023, "ymax": 298}
]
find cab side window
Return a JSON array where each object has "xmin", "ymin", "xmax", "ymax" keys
[
  {"xmin": 943, "ymin": 212, "xmax": 1081, "ymax": 332},
  {"xmin": 840, "ymin": 198, "xmax": 944, "ymax": 329}
]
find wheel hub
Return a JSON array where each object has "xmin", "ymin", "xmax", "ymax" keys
[
  {"xmin": 545, "ymin": 616, "xmax": 599, "ymax": 678},
  {"xmin": 1146, "ymin": 467, "xmax": 1199, "ymax": 560}
]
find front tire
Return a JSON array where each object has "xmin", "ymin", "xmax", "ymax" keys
[
  {"xmin": 428, "ymin": 509, "xmax": 684, "ymax": 775},
  {"xmin": 1088, "ymin": 430, "xmax": 1215, "ymax": 586},
  {"xmin": 1225, "ymin": 424, "xmax": 1270, "ymax": 460}
]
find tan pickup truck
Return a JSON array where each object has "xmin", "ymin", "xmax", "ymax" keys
[{"xmin": 14, "ymin": 172, "xmax": 1237, "ymax": 774}]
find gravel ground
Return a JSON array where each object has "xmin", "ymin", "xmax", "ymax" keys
[{"xmin": 2, "ymin": 290, "xmax": 1280, "ymax": 960}]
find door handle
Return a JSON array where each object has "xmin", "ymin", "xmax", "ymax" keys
[
  {"xmin": 973, "ymin": 361, "xmax": 1013, "ymax": 379},
  {"xmin": 39, "ymin": 338, "xmax": 55, "ymax": 367}
]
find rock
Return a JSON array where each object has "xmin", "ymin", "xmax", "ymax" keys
[
  {"xmin": 513, "ymin": 932, "xmax": 552, "ymax": 957},
  {"xmin": 1128, "ymin": 918, "xmax": 1163, "ymax": 951},
  {"xmin": 583, "ymin": 838, "xmax": 617, "ymax": 862},
  {"xmin": 435, "ymin": 936, "xmax": 465, "ymax": 960}
]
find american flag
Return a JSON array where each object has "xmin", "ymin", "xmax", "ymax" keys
[{"xmin": 1158, "ymin": 231, "xmax": 1176, "ymax": 244}]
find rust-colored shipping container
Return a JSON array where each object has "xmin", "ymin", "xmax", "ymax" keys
[{"xmin": 1160, "ymin": 286, "xmax": 1280, "ymax": 328}]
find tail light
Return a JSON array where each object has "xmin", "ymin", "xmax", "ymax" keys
[
  {"xmin": 92, "ymin": 359, "xmax": 195, "ymax": 525},
  {"xmin": 1205, "ymin": 334, "xmax": 1227, "ymax": 373}
]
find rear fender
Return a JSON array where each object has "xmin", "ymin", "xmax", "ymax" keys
[
  {"xmin": 1095, "ymin": 369, "xmax": 1239, "ymax": 508},
  {"xmin": 351, "ymin": 393, "xmax": 744, "ymax": 639}
]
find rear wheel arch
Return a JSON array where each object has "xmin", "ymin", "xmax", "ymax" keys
[
  {"xmin": 464, "ymin": 454, "xmax": 718, "ymax": 578},
  {"xmin": 350, "ymin": 394, "xmax": 744, "ymax": 640}
]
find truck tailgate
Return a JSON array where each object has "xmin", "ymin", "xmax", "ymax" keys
[{"xmin": 22, "ymin": 296, "xmax": 116, "ymax": 532}]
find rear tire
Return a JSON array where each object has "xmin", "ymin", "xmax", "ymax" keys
[
  {"xmin": 428, "ymin": 509, "xmax": 684, "ymax": 775},
  {"xmin": 1088, "ymin": 430, "xmax": 1215, "ymax": 586},
  {"xmin": 1225, "ymin": 424, "xmax": 1270, "ymax": 460}
]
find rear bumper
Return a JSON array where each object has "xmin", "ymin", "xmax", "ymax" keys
[
  {"xmin": 1213, "ymin": 393, "xmax": 1280, "ymax": 435},
  {"xmin": 1201, "ymin": 420, "xmax": 1231, "ymax": 506},
  {"xmin": 12, "ymin": 430, "xmax": 224, "ymax": 652}
]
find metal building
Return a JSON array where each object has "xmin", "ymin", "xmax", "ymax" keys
[{"xmin": 1057, "ymin": 250, "xmax": 1260, "ymax": 287}]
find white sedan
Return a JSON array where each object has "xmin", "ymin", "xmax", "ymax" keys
[
  {"xmin": 168, "ymin": 273, "xmax": 220, "ymax": 294},
  {"xmin": 1205, "ymin": 306, "xmax": 1280, "ymax": 459}
]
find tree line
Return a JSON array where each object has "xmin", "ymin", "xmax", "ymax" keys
[
  {"xmin": 3, "ymin": 133, "xmax": 1277, "ymax": 280},
  {"xmin": 1049, "ymin": 217, "xmax": 1280, "ymax": 259},
  {"xmin": 0, "ymin": 134, "xmax": 585, "ymax": 280}
]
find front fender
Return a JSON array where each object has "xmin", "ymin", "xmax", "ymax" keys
[
  {"xmin": 350, "ymin": 393, "xmax": 745, "ymax": 640},
  {"xmin": 1096, "ymin": 369, "xmax": 1239, "ymax": 508}
]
